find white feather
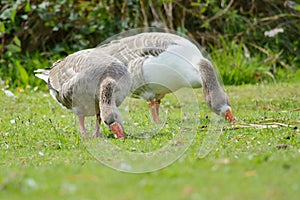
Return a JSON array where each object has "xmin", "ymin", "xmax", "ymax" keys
[
  {"xmin": 142, "ymin": 37, "xmax": 203, "ymax": 93},
  {"xmin": 35, "ymin": 73, "xmax": 49, "ymax": 83}
]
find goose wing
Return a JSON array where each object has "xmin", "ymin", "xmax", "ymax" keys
[
  {"xmin": 48, "ymin": 49, "xmax": 94, "ymax": 92},
  {"xmin": 47, "ymin": 49, "xmax": 94, "ymax": 109},
  {"xmin": 95, "ymin": 32, "xmax": 181, "ymax": 65}
]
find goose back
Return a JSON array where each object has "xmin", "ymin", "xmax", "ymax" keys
[
  {"xmin": 48, "ymin": 50, "xmax": 130, "ymax": 116},
  {"xmin": 94, "ymin": 32, "xmax": 204, "ymax": 100}
]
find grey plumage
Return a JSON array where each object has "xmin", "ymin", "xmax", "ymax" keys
[
  {"xmin": 97, "ymin": 33, "xmax": 178, "ymax": 65},
  {"xmin": 198, "ymin": 59, "xmax": 231, "ymax": 116}
]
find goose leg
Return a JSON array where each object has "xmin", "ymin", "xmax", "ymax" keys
[
  {"xmin": 92, "ymin": 114, "xmax": 101, "ymax": 137},
  {"xmin": 155, "ymin": 99, "xmax": 162, "ymax": 123},
  {"xmin": 149, "ymin": 100, "xmax": 162, "ymax": 123},
  {"xmin": 78, "ymin": 116, "xmax": 88, "ymax": 138}
]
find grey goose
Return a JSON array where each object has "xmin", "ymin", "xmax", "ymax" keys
[
  {"xmin": 35, "ymin": 50, "xmax": 130, "ymax": 138},
  {"xmin": 94, "ymin": 32, "xmax": 235, "ymax": 123}
]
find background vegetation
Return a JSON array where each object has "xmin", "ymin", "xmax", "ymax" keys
[{"xmin": 1, "ymin": 0, "xmax": 300, "ymax": 88}]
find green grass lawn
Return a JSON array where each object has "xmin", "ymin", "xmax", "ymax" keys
[{"xmin": 1, "ymin": 83, "xmax": 300, "ymax": 200}]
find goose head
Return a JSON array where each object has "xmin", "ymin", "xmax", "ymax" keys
[
  {"xmin": 199, "ymin": 59, "xmax": 235, "ymax": 122},
  {"xmin": 101, "ymin": 108, "xmax": 125, "ymax": 139},
  {"xmin": 209, "ymin": 90, "xmax": 235, "ymax": 122}
]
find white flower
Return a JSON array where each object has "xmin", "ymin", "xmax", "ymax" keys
[{"xmin": 264, "ymin": 28, "xmax": 284, "ymax": 37}]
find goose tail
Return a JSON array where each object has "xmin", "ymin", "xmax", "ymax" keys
[{"xmin": 34, "ymin": 68, "xmax": 50, "ymax": 83}]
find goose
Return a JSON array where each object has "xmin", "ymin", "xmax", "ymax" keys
[
  {"xmin": 35, "ymin": 50, "xmax": 131, "ymax": 138},
  {"xmin": 93, "ymin": 32, "xmax": 235, "ymax": 123}
]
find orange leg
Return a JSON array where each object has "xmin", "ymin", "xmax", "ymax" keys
[
  {"xmin": 155, "ymin": 99, "xmax": 161, "ymax": 120},
  {"xmin": 149, "ymin": 99, "xmax": 162, "ymax": 123},
  {"xmin": 78, "ymin": 116, "xmax": 88, "ymax": 138}
]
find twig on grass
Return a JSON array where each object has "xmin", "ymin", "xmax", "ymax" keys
[
  {"xmin": 198, "ymin": 119, "xmax": 298, "ymax": 132},
  {"xmin": 258, "ymin": 117, "xmax": 300, "ymax": 124}
]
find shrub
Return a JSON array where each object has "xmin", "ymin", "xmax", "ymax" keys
[{"xmin": 0, "ymin": 0, "xmax": 299, "ymax": 88}]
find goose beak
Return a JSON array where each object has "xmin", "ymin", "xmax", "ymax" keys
[
  {"xmin": 110, "ymin": 122, "xmax": 125, "ymax": 139},
  {"xmin": 225, "ymin": 109, "xmax": 235, "ymax": 122}
]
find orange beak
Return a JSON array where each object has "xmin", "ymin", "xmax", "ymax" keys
[
  {"xmin": 225, "ymin": 109, "xmax": 235, "ymax": 122},
  {"xmin": 110, "ymin": 122, "xmax": 125, "ymax": 139}
]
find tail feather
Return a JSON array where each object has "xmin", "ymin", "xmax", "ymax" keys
[{"xmin": 34, "ymin": 69, "xmax": 50, "ymax": 83}]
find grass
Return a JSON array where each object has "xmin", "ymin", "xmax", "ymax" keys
[{"xmin": 1, "ymin": 83, "xmax": 300, "ymax": 200}]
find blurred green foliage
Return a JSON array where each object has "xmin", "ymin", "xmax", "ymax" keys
[{"xmin": 0, "ymin": 0, "xmax": 299, "ymax": 88}]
